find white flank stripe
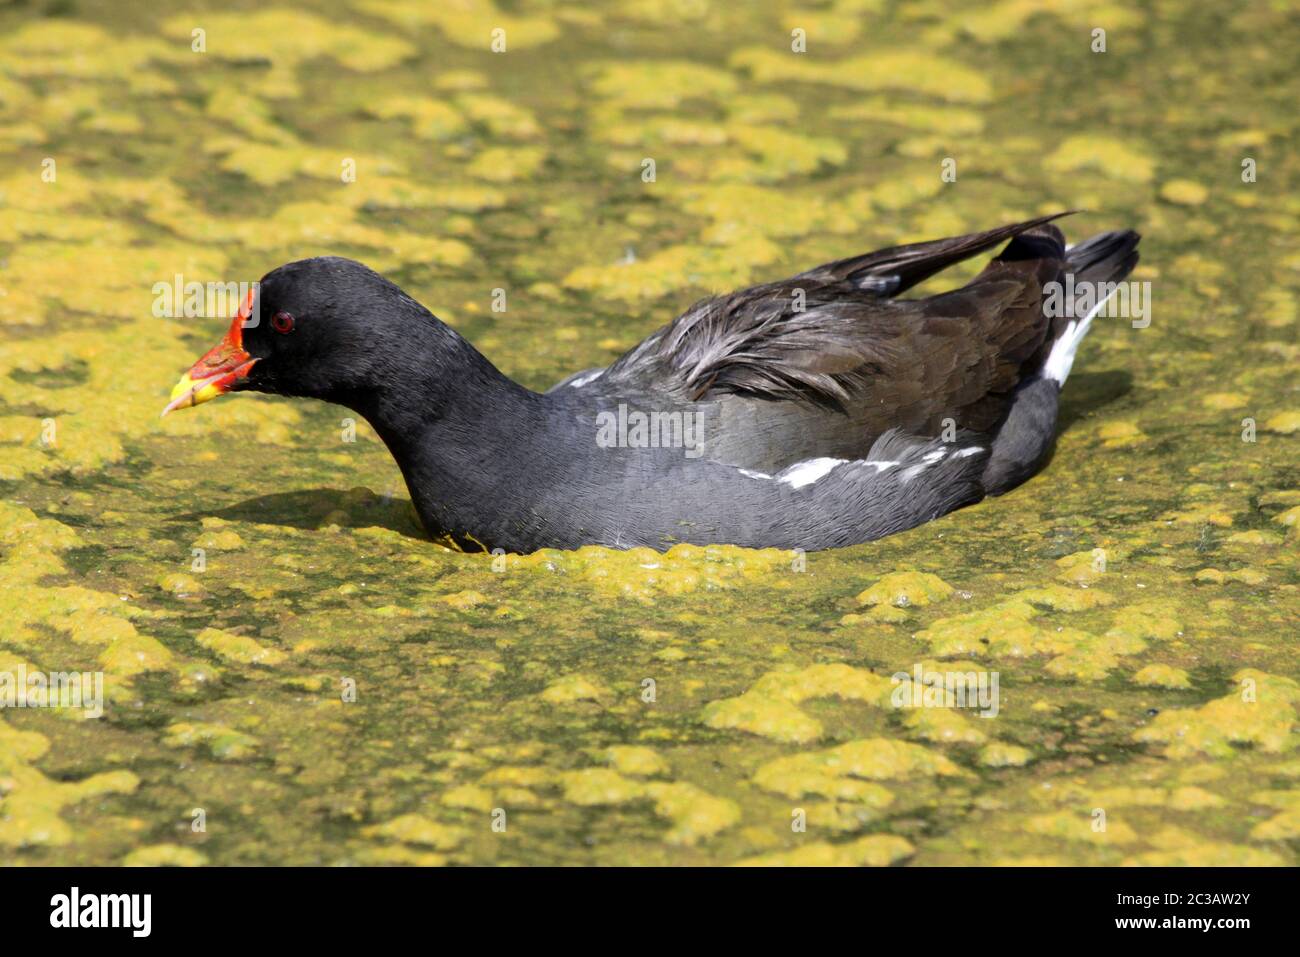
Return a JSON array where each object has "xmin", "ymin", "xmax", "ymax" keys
[{"xmin": 777, "ymin": 457, "xmax": 846, "ymax": 489}]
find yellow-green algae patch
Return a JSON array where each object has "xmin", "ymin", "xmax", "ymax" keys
[
  {"xmin": 503, "ymin": 543, "xmax": 793, "ymax": 601},
  {"xmin": 737, "ymin": 834, "xmax": 914, "ymax": 867},
  {"xmin": 913, "ymin": 591, "xmax": 1180, "ymax": 681},
  {"xmin": 979, "ymin": 742, "xmax": 1032, "ymax": 768},
  {"xmin": 357, "ymin": 0, "xmax": 560, "ymax": 51},
  {"xmin": 947, "ymin": 0, "xmax": 1144, "ymax": 44},
  {"xmin": 1263, "ymin": 411, "xmax": 1300, "ymax": 434},
  {"xmin": 160, "ymin": 10, "xmax": 414, "ymax": 97},
  {"xmin": 1161, "ymin": 179, "xmax": 1209, "ymax": 206},
  {"xmin": 1134, "ymin": 671, "xmax": 1300, "ymax": 760},
  {"xmin": 855, "ymin": 571, "xmax": 955, "ymax": 608},
  {"xmin": 0, "ymin": 722, "xmax": 138, "ymax": 848},
  {"xmin": 905, "ymin": 707, "xmax": 988, "ymax": 745},
  {"xmin": 361, "ymin": 814, "xmax": 466, "ymax": 850},
  {"xmin": 539, "ymin": 674, "xmax": 608, "ymax": 704},
  {"xmin": 195, "ymin": 628, "xmax": 287, "ymax": 667},
  {"xmin": 558, "ymin": 769, "xmax": 741, "ymax": 845},
  {"xmin": 1044, "ymin": 136, "xmax": 1156, "ymax": 184},
  {"xmin": 1132, "ymin": 664, "xmax": 1192, "ymax": 690},
  {"xmin": 753, "ymin": 739, "xmax": 965, "ymax": 800},
  {"xmin": 731, "ymin": 48, "xmax": 993, "ymax": 103},
  {"xmin": 601, "ymin": 746, "xmax": 670, "ymax": 777},
  {"xmin": 587, "ymin": 61, "xmax": 739, "ymax": 110},
  {"xmin": 702, "ymin": 664, "xmax": 896, "ymax": 744},
  {"xmin": 163, "ymin": 722, "xmax": 260, "ymax": 761},
  {"xmin": 123, "ymin": 844, "xmax": 208, "ymax": 867}
]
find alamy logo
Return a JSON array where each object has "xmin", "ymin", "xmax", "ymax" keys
[
  {"xmin": 50, "ymin": 887, "xmax": 151, "ymax": 937},
  {"xmin": 595, "ymin": 403, "xmax": 705, "ymax": 459},
  {"xmin": 152, "ymin": 275, "xmax": 260, "ymax": 323},
  {"xmin": 891, "ymin": 664, "xmax": 1000, "ymax": 718},
  {"xmin": 0, "ymin": 666, "xmax": 103, "ymax": 718},
  {"xmin": 1043, "ymin": 275, "xmax": 1151, "ymax": 328}
]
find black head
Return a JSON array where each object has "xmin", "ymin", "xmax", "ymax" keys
[
  {"xmin": 163, "ymin": 257, "xmax": 462, "ymax": 418},
  {"xmin": 245, "ymin": 256, "xmax": 422, "ymax": 402}
]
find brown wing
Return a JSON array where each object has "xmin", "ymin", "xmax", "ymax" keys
[{"xmin": 605, "ymin": 215, "xmax": 1070, "ymax": 435}]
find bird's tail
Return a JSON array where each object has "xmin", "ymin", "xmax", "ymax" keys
[
  {"xmin": 980, "ymin": 227, "xmax": 1140, "ymax": 497},
  {"xmin": 1040, "ymin": 229, "xmax": 1141, "ymax": 386}
]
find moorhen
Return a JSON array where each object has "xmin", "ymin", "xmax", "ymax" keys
[{"xmin": 164, "ymin": 213, "xmax": 1139, "ymax": 552}]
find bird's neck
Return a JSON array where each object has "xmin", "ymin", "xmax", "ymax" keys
[{"xmin": 340, "ymin": 321, "xmax": 551, "ymax": 547}]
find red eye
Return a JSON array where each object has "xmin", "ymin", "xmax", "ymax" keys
[{"xmin": 272, "ymin": 311, "xmax": 295, "ymax": 334}]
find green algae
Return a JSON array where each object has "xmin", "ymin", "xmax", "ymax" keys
[
  {"xmin": 737, "ymin": 834, "xmax": 914, "ymax": 867},
  {"xmin": 195, "ymin": 627, "xmax": 287, "ymax": 667},
  {"xmin": 855, "ymin": 571, "xmax": 955, "ymax": 608},
  {"xmin": 123, "ymin": 844, "xmax": 208, "ymax": 867},
  {"xmin": 731, "ymin": 47, "xmax": 993, "ymax": 103},
  {"xmin": 1134, "ymin": 670, "xmax": 1300, "ymax": 760},
  {"xmin": 702, "ymin": 663, "xmax": 897, "ymax": 744},
  {"xmin": 357, "ymin": 0, "xmax": 560, "ymax": 51},
  {"xmin": 0, "ymin": 721, "xmax": 138, "ymax": 849},
  {"xmin": 0, "ymin": 0, "xmax": 1297, "ymax": 866}
]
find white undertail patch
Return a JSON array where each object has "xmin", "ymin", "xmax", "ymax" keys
[{"xmin": 1042, "ymin": 284, "xmax": 1120, "ymax": 385}]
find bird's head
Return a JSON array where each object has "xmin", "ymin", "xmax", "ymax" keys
[{"xmin": 163, "ymin": 257, "xmax": 424, "ymax": 416}]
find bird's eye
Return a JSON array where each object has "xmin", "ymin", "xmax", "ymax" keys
[{"xmin": 271, "ymin": 311, "xmax": 295, "ymax": 334}]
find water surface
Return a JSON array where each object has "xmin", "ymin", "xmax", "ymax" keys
[{"xmin": 0, "ymin": 0, "xmax": 1297, "ymax": 865}]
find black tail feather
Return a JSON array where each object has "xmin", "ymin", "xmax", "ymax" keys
[
  {"xmin": 798, "ymin": 211, "xmax": 1077, "ymax": 295},
  {"xmin": 995, "ymin": 223, "xmax": 1066, "ymax": 262},
  {"xmin": 1066, "ymin": 229, "xmax": 1141, "ymax": 285}
]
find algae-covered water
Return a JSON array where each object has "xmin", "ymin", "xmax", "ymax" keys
[{"xmin": 1, "ymin": 0, "xmax": 1297, "ymax": 866}]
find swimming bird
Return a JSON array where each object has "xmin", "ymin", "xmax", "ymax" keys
[{"xmin": 164, "ymin": 213, "xmax": 1139, "ymax": 552}]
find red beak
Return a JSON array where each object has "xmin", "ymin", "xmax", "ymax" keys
[{"xmin": 162, "ymin": 289, "xmax": 259, "ymax": 417}]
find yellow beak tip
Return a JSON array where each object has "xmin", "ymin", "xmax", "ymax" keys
[{"xmin": 162, "ymin": 373, "xmax": 221, "ymax": 418}]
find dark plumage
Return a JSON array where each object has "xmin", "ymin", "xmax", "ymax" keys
[{"xmin": 164, "ymin": 214, "xmax": 1140, "ymax": 552}]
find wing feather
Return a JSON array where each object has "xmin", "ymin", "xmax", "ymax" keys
[{"xmin": 603, "ymin": 215, "xmax": 1070, "ymax": 415}]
